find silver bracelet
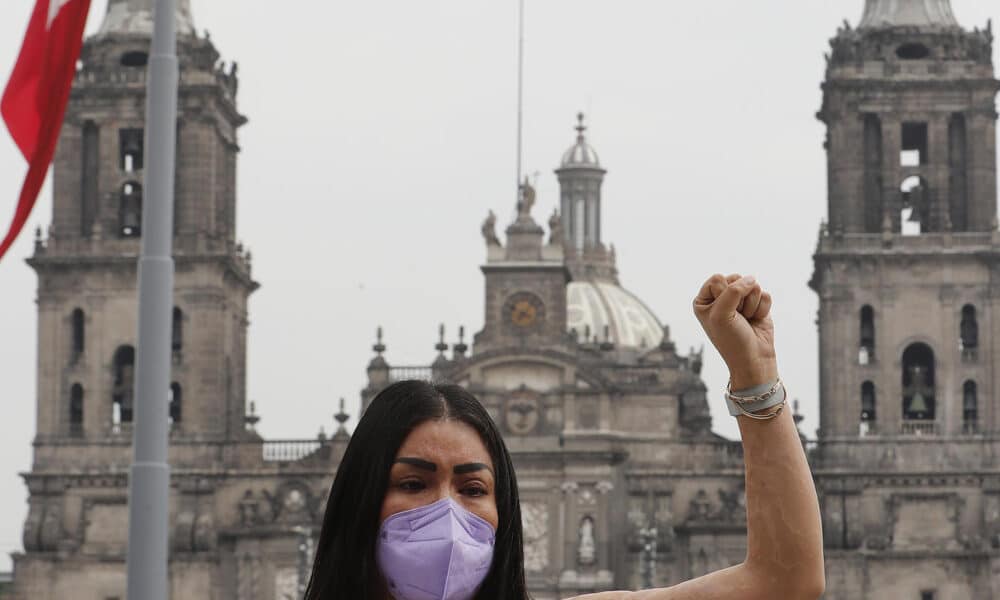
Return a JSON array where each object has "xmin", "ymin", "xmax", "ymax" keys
[
  {"xmin": 724, "ymin": 378, "xmax": 786, "ymax": 418},
  {"xmin": 725, "ymin": 377, "xmax": 783, "ymax": 406}
]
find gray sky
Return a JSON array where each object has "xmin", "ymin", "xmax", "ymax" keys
[{"xmin": 0, "ymin": 0, "xmax": 997, "ymax": 571}]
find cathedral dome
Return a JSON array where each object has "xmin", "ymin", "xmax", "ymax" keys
[
  {"xmin": 560, "ymin": 113, "xmax": 601, "ymax": 169},
  {"xmin": 567, "ymin": 281, "xmax": 664, "ymax": 348}
]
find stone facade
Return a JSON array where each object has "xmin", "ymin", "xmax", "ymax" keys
[{"xmin": 8, "ymin": 1, "xmax": 1000, "ymax": 599}]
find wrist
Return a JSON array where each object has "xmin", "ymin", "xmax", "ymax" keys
[{"xmin": 728, "ymin": 360, "xmax": 778, "ymax": 391}]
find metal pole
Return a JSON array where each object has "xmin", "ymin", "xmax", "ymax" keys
[
  {"xmin": 515, "ymin": 0, "xmax": 524, "ymax": 201},
  {"xmin": 126, "ymin": 0, "xmax": 178, "ymax": 598}
]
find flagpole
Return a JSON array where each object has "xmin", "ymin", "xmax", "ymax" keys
[
  {"xmin": 515, "ymin": 0, "xmax": 524, "ymax": 201},
  {"xmin": 126, "ymin": 0, "xmax": 177, "ymax": 598}
]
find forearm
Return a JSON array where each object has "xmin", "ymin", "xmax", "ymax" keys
[{"xmin": 737, "ymin": 399, "xmax": 824, "ymax": 597}]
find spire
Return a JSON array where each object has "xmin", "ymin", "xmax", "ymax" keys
[
  {"xmin": 859, "ymin": 0, "xmax": 959, "ymax": 30},
  {"xmin": 98, "ymin": 0, "xmax": 196, "ymax": 37}
]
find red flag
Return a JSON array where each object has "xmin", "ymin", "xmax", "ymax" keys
[{"xmin": 0, "ymin": 0, "xmax": 92, "ymax": 263}]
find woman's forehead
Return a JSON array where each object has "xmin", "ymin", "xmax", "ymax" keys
[{"xmin": 396, "ymin": 419, "xmax": 492, "ymax": 464}]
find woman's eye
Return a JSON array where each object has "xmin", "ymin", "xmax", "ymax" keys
[
  {"xmin": 462, "ymin": 485, "xmax": 488, "ymax": 497},
  {"xmin": 399, "ymin": 480, "xmax": 425, "ymax": 492}
]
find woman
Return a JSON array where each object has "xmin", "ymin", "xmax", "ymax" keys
[{"xmin": 304, "ymin": 274, "xmax": 825, "ymax": 599}]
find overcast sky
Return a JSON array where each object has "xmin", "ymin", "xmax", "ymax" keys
[{"xmin": 0, "ymin": 0, "xmax": 998, "ymax": 571}]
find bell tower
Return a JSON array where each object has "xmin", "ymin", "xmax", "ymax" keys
[
  {"xmin": 810, "ymin": 4, "xmax": 1000, "ymax": 590},
  {"xmin": 813, "ymin": 0, "xmax": 999, "ymax": 440},
  {"xmin": 29, "ymin": 0, "xmax": 254, "ymax": 451}
]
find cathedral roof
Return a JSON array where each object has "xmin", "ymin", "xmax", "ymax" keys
[
  {"xmin": 567, "ymin": 280, "xmax": 664, "ymax": 348},
  {"xmin": 559, "ymin": 113, "xmax": 602, "ymax": 170},
  {"xmin": 858, "ymin": 0, "xmax": 959, "ymax": 30},
  {"xmin": 98, "ymin": 0, "xmax": 196, "ymax": 37}
]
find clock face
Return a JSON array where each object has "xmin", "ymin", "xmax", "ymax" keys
[{"xmin": 504, "ymin": 292, "xmax": 545, "ymax": 332}]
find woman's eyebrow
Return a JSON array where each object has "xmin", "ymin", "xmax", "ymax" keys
[
  {"xmin": 454, "ymin": 462, "xmax": 493, "ymax": 475},
  {"xmin": 395, "ymin": 457, "xmax": 437, "ymax": 471}
]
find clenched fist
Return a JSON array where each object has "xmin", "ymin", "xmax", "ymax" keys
[{"xmin": 693, "ymin": 274, "xmax": 778, "ymax": 390}]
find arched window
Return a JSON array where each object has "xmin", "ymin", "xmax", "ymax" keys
[
  {"xmin": 960, "ymin": 305, "xmax": 978, "ymax": 359},
  {"xmin": 172, "ymin": 307, "xmax": 183, "ymax": 359},
  {"xmin": 71, "ymin": 308, "xmax": 85, "ymax": 362},
  {"xmin": 119, "ymin": 182, "xmax": 142, "ymax": 238},
  {"xmin": 963, "ymin": 381, "xmax": 978, "ymax": 434},
  {"xmin": 70, "ymin": 384, "xmax": 84, "ymax": 436},
  {"xmin": 900, "ymin": 176, "xmax": 929, "ymax": 236},
  {"xmin": 169, "ymin": 383, "xmax": 182, "ymax": 424},
  {"xmin": 902, "ymin": 343, "xmax": 935, "ymax": 422},
  {"xmin": 112, "ymin": 345, "xmax": 136, "ymax": 426},
  {"xmin": 860, "ymin": 381, "xmax": 876, "ymax": 436},
  {"xmin": 859, "ymin": 306, "xmax": 875, "ymax": 364}
]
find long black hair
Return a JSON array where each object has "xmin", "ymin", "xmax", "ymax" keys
[{"xmin": 304, "ymin": 380, "xmax": 529, "ymax": 599}]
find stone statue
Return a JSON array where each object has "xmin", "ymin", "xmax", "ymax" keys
[
  {"xmin": 548, "ymin": 209, "xmax": 563, "ymax": 245},
  {"xmin": 689, "ymin": 489, "xmax": 712, "ymax": 521},
  {"xmin": 481, "ymin": 210, "xmax": 501, "ymax": 247},
  {"xmin": 194, "ymin": 513, "xmax": 216, "ymax": 551},
  {"xmin": 239, "ymin": 489, "xmax": 260, "ymax": 526},
  {"xmin": 517, "ymin": 176, "xmax": 536, "ymax": 220},
  {"xmin": 578, "ymin": 517, "xmax": 596, "ymax": 566}
]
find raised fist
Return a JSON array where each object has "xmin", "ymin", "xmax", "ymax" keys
[{"xmin": 693, "ymin": 273, "xmax": 778, "ymax": 390}]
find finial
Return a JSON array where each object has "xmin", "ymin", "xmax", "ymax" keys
[
  {"xmin": 793, "ymin": 399, "xmax": 804, "ymax": 427},
  {"xmin": 600, "ymin": 325, "xmax": 614, "ymax": 351},
  {"xmin": 334, "ymin": 397, "xmax": 350, "ymax": 432},
  {"xmin": 317, "ymin": 426, "xmax": 327, "ymax": 442},
  {"xmin": 453, "ymin": 326, "xmax": 469, "ymax": 358},
  {"xmin": 435, "ymin": 324, "xmax": 449, "ymax": 354},
  {"xmin": 576, "ymin": 112, "xmax": 587, "ymax": 141},
  {"xmin": 244, "ymin": 401, "xmax": 260, "ymax": 429},
  {"xmin": 373, "ymin": 326, "xmax": 386, "ymax": 355}
]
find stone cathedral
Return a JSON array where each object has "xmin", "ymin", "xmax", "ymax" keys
[{"xmin": 7, "ymin": 0, "xmax": 1000, "ymax": 599}]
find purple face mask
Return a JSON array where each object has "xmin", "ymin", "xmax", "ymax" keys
[{"xmin": 376, "ymin": 497, "xmax": 496, "ymax": 600}]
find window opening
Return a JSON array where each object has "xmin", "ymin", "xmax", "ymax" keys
[
  {"xmin": 897, "ymin": 43, "xmax": 931, "ymax": 60},
  {"xmin": 901, "ymin": 122, "xmax": 928, "ymax": 166},
  {"xmin": 960, "ymin": 305, "xmax": 978, "ymax": 358},
  {"xmin": 962, "ymin": 381, "xmax": 978, "ymax": 433},
  {"xmin": 172, "ymin": 307, "xmax": 183, "ymax": 359},
  {"xmin": 169, "ymin": 383, "xmax": 182, "ymax": 424},
  {"xmin": 900, "ymin": 176, "xmax": 927, "ymax": 236},
  {"xmin": 859, "ymin": 306, "xmax": 875, "ymax": 364},
  {"xmin": 119, "ymin": 182, "xmax": 142, "ymax": 237},
  {"xmin": 860, "ymin": 381, "xmax": 876, "ymax": 436},
  {"xmin": 70, "ymin": 384, "xmax": 84, "ymax": 436},
  {"xmin": 71, "ymin": 308, "xmax": 85, "ymax": 362},
  {"xmin": 112, "ymin": 346, "xmax": 136, "ymax": 426},
  {"xmin": 120, "ymin": 51, "xmax": 148, "ymax": 67},
  {"xmin": 902, "ymin": 343, "xmax": 935, "ymax": 422},
  {"xmin": 119, "ymin": 129, "xmax": 144, "ymax": 172}
]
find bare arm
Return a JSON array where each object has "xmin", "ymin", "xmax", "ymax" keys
[{"xmin": 570, "ymin": 274, "xmax": 825, "ymax": 600}]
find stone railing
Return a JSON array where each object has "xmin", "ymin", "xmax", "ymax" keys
[
  {"xmin": 816, "ymin": 231, "xmax": 995, "ymax": 254},
  {"xmin": 900, "ymin": 421, "xmax": 939, "ymax": 436},
  {"xmin": 389, "ymin": 366, "xmax": 433, "ymax": 382},
  {"xmin": 261, "ymin": 440, "xmax": 322, "ymax": 462}
]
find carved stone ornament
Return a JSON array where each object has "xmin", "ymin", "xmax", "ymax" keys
[
  {"xmin": 274, "ymin": 567, "xmax": 299, "ymax": 600},
  {"xmin": 506, "ymin": 391, "xmax": 540, "ymax": 435},
  {"xmin": 521, "ymin": 501, "xmax": 549, "ymax": 573}
]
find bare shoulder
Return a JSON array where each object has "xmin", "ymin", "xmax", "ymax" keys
[{"xmin": 564, "ymin": 593, "xmax": 631, "ymax": 600}]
